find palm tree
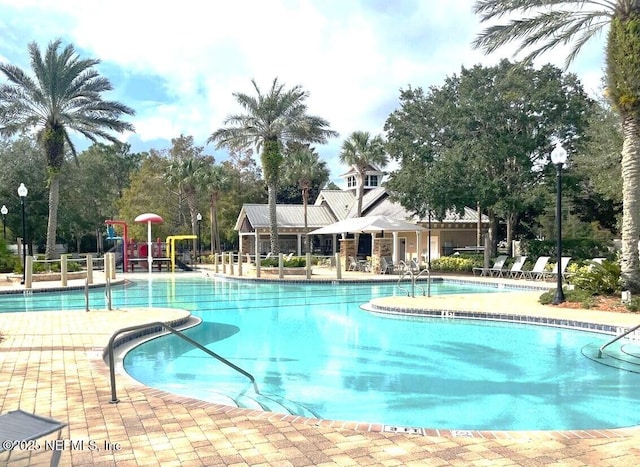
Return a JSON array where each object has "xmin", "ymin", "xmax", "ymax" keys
[
  {"xmin": 472, "ymin": 0, "xmax": 640, "ymax": 292},
  {"xmin": 209, "ymin": 78, "xmax": 337, "ymax": 255},
  {"xmin": 339, "ymin": 131, "xmax": 388, "ymax": 217},
  {"xmin": 285, "ymin": 143, "xmax": 330, "ymax": 253},
  {"xmin": 201, "ymin": 163, "xmax": 232, "ymax": 253},
  {"xmin": 0, "ymin": 39, "xmax": 134, "ymax": 259},
  {"xmin": 166, "ymin": 135, "xmax": 210, "ymax": 256}
]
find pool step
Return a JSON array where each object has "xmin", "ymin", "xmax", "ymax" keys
[
  {"xmin": 582, "ymin": 342, "xmax": 640, "ymax": 373},
  {"xmin": 235, "ymin": 393, "xmax": 318, "ymax": 418}
]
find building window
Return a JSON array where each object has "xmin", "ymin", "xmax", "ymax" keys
[
  {"xmin": 347, "ymin": 176, "xmax": 356, "ymax": 188},
  {"xmin": 365, "ymin": 175, "xmax": 378, "ymax": 187}
]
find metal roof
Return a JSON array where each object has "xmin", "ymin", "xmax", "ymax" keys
[
  {"xmin": 236, "ymin": 188, "xmax": 488, "ymax": 232},
  {"xmin": 236, "ymin": 204, "xmax": 338, "ymax": 231},
  {"xmin": 313, "ymin": 190, "xmax": 354, "ymax": 220}
]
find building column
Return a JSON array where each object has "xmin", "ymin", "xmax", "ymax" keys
[
  {"xmin": 392, "ymin": 231, "xmax": 399, "ymax": 265},
  {"xmin": 297, "ymin": 233, "xmax": 302, "ymax": 256}
]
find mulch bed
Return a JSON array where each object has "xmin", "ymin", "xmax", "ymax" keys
[{"xmin": 557, "ymin": 296, "xmax": 631, "ymax": 313}]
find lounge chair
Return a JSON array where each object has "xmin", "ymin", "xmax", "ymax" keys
[
  {"xmin": 499, "ymin": 255, "xmax": 528, "ymax": 278},
  {"xmin": 380, "ymin": 256, "xmax": 396, "ymax": 274},
  {"xmin": 348, "ymin": 256, "xmax": 359, "ymax": 271},
  {"xmin": 544, "ymin": 257, "xmax": 572, "ymax": 280},
  {"xmin": 0, "ymin": 409, "xmax": 66, "ymax": 466},
  {"xmin": 473, "ymin": 255, "xmax": 507, "ymax": 277},
  {"xmin": 520, "ymin": 256, "xmax": 550, "ymax": 280}
]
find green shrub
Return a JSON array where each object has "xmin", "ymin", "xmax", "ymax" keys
[
  {"xmin": 567, "ymin": 260, "xmax": 621, "ymax": 295},
  {"xmin": 430, "ymin": 256, "xmax": 476, "ymax": 272},
  {"xmin": 539, "ymin": 288, "xmax": 596, "ymax": 308},
  {"xmin": 261, "ymin": 256, "xmax": 307, "ymax": 267},
  {"xmin": 626, "ymin": 296, "xmax": 640, "ymax": 313}
]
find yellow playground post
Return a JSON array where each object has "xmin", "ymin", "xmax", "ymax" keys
[{"xmin": 166, "ymin": 235, "xmax": 197, "ymax": 272}]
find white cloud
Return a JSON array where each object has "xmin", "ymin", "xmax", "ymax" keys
[{"xmin": 0, "ymin": 0, "xmax": 607, "ymax": 180}]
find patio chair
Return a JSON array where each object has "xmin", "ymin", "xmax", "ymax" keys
[
  {"xmin": 498, "ymin": 255, "xmax": 527, "ymax": 278},
  {"xmin": 348, "ymin": 256, "xmax": 359, "ymax": 271},
  {"xmin": 0, "ymin": 409, "xmax": 66, "ymax": 466},
  {"xmin": 380, "ymin": 256, "xmax": 396, "ymax": 274},
  {"xmin": 472, "ymin": 255, "xmax": 507, "ymax": 277},
  {"xmin": 544, "ymin": 257, "xmax": 572, "ymax": 280},
  {"xmin": 520, "ymin": 256, "xmax": 550, "ymax": 280}
]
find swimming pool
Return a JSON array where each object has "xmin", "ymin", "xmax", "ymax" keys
[
  {"xmin": 118, "ymin": 277, "xmax": 638, "ymax": 431},
  {"xmin": 3, "ymin": 276, "xmax": 639, "ymax": 431}
]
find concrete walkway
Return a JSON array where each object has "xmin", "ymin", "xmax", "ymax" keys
[{"xmin": 1, "ymin": 271, "xmax": 640, "ymax": 465}]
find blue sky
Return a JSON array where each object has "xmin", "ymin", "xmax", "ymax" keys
[{"xmin": 0, "ymin": 0, "xmax": 606, "ymax": 184}]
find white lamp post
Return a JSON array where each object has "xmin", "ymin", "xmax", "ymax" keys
[
  {"xmin": 18, "ymin": 183, "xmax": 28, "ymax": 284},
  {"xmin": 1, "ymin": 204, "xmax": 7, "ymax": 240},
  {"xmin": 550, "ymin": 143, "xmax": 568, "ymax": 305},
  {"xmin": 196, "ymin": 212, "xmax": 202, "ymax": 263}
]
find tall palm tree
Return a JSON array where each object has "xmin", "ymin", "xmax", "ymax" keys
[
  {"xmin": 166, "ymin": 136, "xmax": 210, "ymax": 255},
  {"xmin": 472, "ymin": 0, "xmax": 640, "ymax": 292},
  {"xmin": 0, "ymin": 39, "xmax": 134, "ymax": 259},
  {"xmin": 285, "ymin": 143, "xmax": 330, "ymax": 253},
  {"xmin": 201, "ymin": 163, "xmax": 232, "ymax": 253},
  {"xmin": 209, "ymin": 78, "xmax": 337, "ymax": 255},
  {"xmin": 339, "ymin": 131, "xmax": 388, "ymax": 217}
]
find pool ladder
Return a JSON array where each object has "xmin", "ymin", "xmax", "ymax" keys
[
  {"xmin": 397, "ymin": 262, "xmax": 431, "ymax": 297},
  {"xmin": 106, "ymin": 321, "xmax": 259, "ymax": 404}
]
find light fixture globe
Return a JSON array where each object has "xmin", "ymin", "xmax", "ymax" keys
[
  {"xmin": 196, "ymin": 212, "xmax": 202, "ymax": 221},
  {"xmin": 550, "ymin": 143, "xmax": 568, "ymax": 165},
  {"xmin": 1, "ymin": 205, "xmax": 7, "ymax": 216}
]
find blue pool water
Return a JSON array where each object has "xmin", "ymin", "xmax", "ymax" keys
[{"xmin": 3, "ymin": 276, "xmax": 638, "ymax": 430}]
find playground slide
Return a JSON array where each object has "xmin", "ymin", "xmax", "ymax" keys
[{"xmin": 175, "ymin": 258, "xmax": 192, "ymax": 271}]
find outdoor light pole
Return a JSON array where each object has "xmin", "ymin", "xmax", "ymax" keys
[
  {"xmin": 1, "ymin": 205, "xmax": 7, "ymax": 240},
  {"xmin": 196, "ymin": 212, "xmax": 202, "ymax": 263},
  {"xmin": 18, "ymin": 183, "xmax": 28, "ymax": 285},
  {"xmin": 551, "ymin": 143, "xmax": 568, "ymax": 305}
]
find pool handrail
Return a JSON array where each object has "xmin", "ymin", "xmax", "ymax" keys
[
  {"xmin": 107, "ymin": 321, "xmax": 260, "ymax": 403},
  {"xmin": 396, "ymin": 263, "xmax": 431, "ymax": 298},
  {"xmin": 598, "ymin": 322, "xmax": 640, "ymax": 358}
]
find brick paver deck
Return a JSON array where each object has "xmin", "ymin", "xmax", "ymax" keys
[{"xmin": 1, "ymin": 272, "xmax": 639, "ymax": 465}]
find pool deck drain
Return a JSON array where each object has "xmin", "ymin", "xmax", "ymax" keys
[{"xmin": 1, "ymin": 270, "xmax": 640, "ymax": 465}]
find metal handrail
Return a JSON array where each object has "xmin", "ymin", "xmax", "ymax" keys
[
  {"xmin": 107, "ymin": 321, "xmax": 259, "ymax": 403},
  {"xmin": 397, "ymin": 267, "xmax": 412, "ymax": 296},
  {"xmin": 396, "ymin": 262, "xmax": 431, "ymax": 298},
  {"xmin": 415, "ymin": 268, "xmax": 431, "ymax": 297},
  {"xmin": 598, "ymin": 322, "xmax": 640, "ymax": 358}
]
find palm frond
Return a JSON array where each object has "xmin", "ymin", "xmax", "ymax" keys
[{"xmin": 473, "ymin": 4, "xmax": 613, "ymax": 66}]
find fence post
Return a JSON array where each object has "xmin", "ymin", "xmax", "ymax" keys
[
  {"xmin": 86, "ymin": 254, "xmax": 93, "ymax": 285},
  {"xmin": 110, "ymin": 253, "xmax": 116, "ymax": 280},
  {"xmin": 228, "ymin": 252, "xmax": 234, "ymax": 276},
  {"xmin": 256, "ymin": 253, "xmax": 261, "ymax": 278},
  {"xmin": 25, "ymin": 255, "xmax": 33, "ymax": 289},
  {"xmin": 104, "ymin": 253, "xmax": 112, "ymax": 281},
  {"xmin": 61, "ymin": 254, "xmax": 68, "ymax": 287},
  {"xmin": 278, "ymin": 253, "xmax": 284, "ymax": 279},
  {"xmin": 335, "ymin": 253, "xmax": 342, "ymax": 280}
]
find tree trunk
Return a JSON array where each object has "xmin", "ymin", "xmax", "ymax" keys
[
  {"xmin": 487, "ymin": 211, "xmax": 498, "ymax": 257},
  {"xmin": 620, "ymin": 115, "xmax": 640, "ymax": 292},
  {"xmin": 506, "ymin": 212, "xmax": 518, "ymax": 256},
  {"xmin": 45, "ymin": 174, "xmax": 60, "ymax": 259},
  {"xmin": 268, "ymin": 181, "xmax": 280, "ymax": 255}
]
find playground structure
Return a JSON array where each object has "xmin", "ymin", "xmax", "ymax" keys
[{"xmin": 104, "ymin": 216, "xmax": 195, "ymax": 273}]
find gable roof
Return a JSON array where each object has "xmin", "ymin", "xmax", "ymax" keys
[
  {"xmin": 314, "ymin": 190, "xmax": 354, "ymax": 221},
  {"xmin": 338, "ymin": 163, "xmax": 384, "ymax": 178},
  {"xmin": 235, "ymin": 204, "xmax": 338, "ymax": 231}
]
